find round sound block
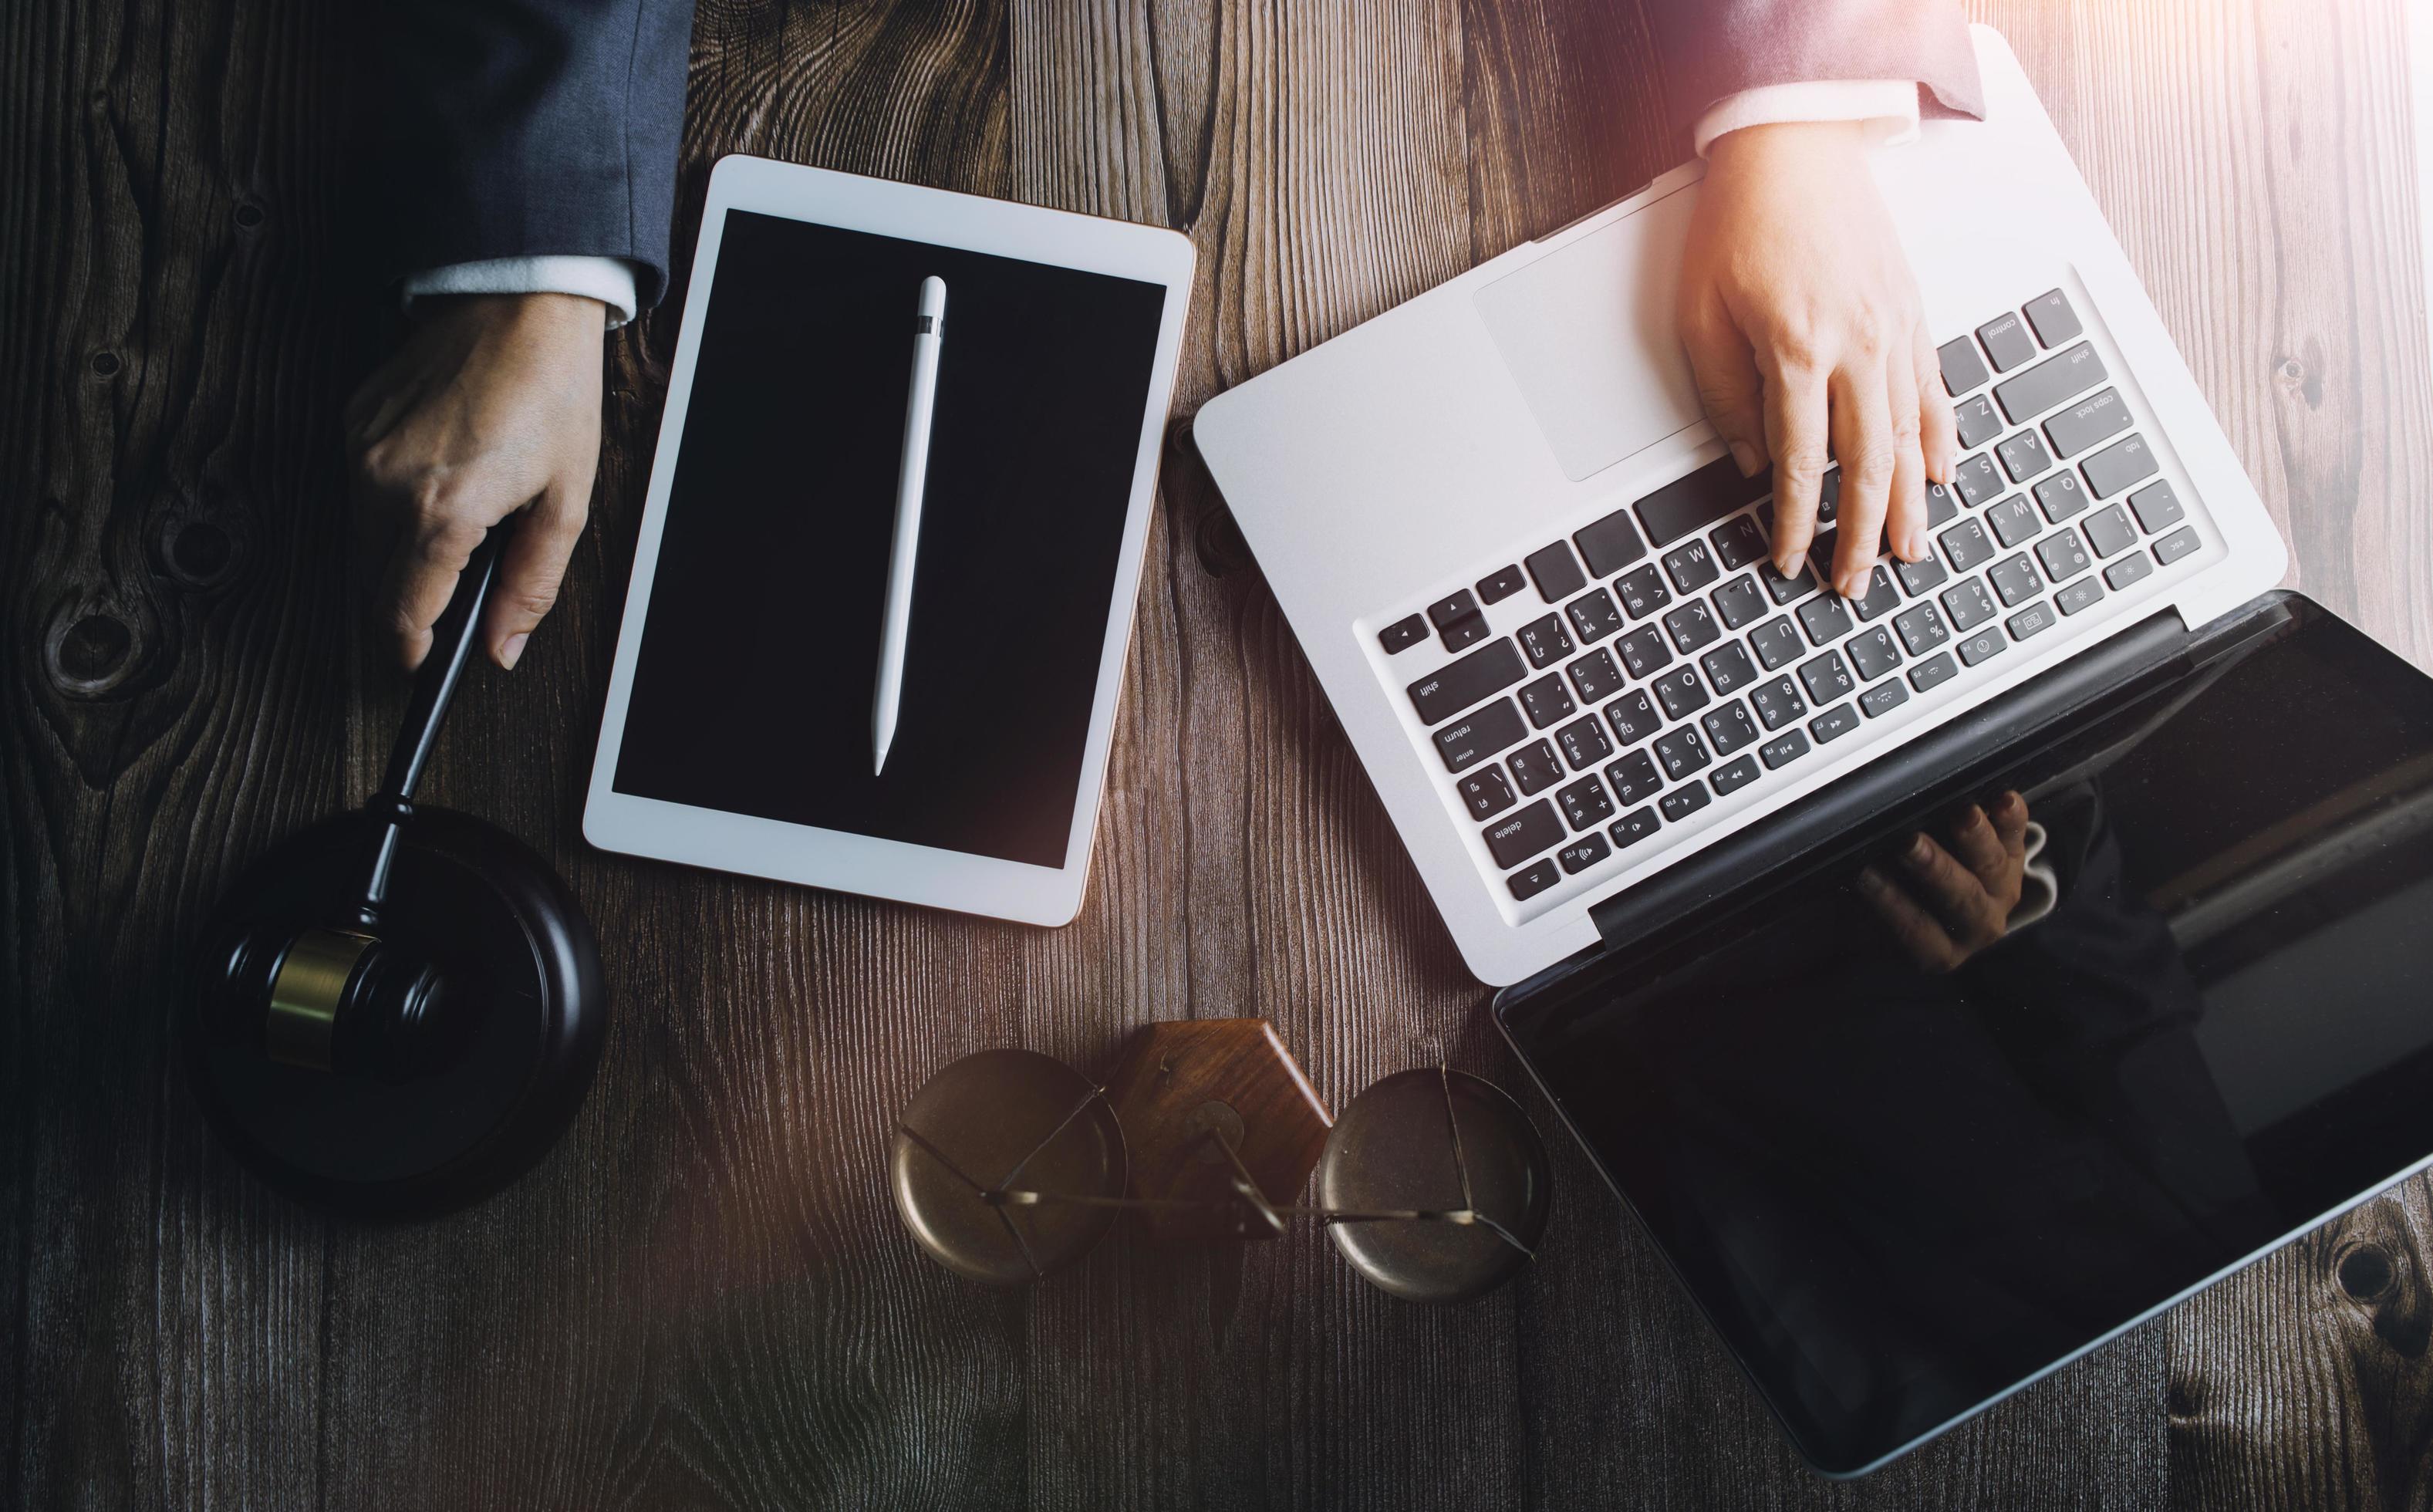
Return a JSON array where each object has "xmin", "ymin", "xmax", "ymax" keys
[
  {"xmin": 1320, "ymin": 1069, "xmax": 1552, "ymax": 1304},
  {"xmin": 184, "ymin": 807, "xmax": 606, "ymax": 1217},
  {"xmin": 890, "ymin": 1049, "xmax": 1126, "ymax": 1284}
]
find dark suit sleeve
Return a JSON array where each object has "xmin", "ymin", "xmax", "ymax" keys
[
  {"xmin": 1646, "ymin": 0, "xmax": 1986, "ymax": 150},
  {"xmin": 361, "ymin": 0, "xmax": 696, "ymax": 310}
]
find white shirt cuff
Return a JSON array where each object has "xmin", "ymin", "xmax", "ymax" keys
[
  {"xmin": 1693, "ymin": 79, "xmax": 1925, "ymax": 160},
  {"xmin": 399, "ymin": 255, "xmax": 640, "ymax": 329}
]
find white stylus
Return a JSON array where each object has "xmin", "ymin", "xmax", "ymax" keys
[{"xmin": 873, "ymin": 275, "xmax": 946, "ymax": 775}]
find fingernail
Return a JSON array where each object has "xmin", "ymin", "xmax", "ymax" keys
[
  {"xmin": 1775, "ymin": 554, "xmax": 1799, "ymax": 579},
  {"xmin": 1907, "ymin": 528, "xmax": 1930, "ymax": 560},
  {"xmin": 501, "ymin": 632, "xmax": 528, "ymax": 670},
  {"xmin": 1908, "ymin": 834, "xmax": 1931, "ymax": 860},
  {"xmin": 1729, "ymin": 440, "xmax": 1761, "ymax": 477}
]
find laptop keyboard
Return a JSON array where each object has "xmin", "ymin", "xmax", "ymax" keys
[{"xmin": 1378, "ymin": 287, "xmax": 2211, "ymax": 910}]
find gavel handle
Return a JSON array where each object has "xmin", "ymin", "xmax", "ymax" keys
[{"xmin": 356, "ymin": 516, "xmax": 514, "ymax": 919}]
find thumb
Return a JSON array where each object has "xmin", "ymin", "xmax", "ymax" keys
[{"xmin": 1682, "ymin": 289, "xmax": 1767, "ymax": 477}]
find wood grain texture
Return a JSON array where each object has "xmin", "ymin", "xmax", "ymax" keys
[{"xmin": 3, "ymin": 0, "xmax": 2431, "ymax": 1508}]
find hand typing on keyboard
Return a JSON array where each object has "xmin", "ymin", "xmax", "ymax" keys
[
  {"xmin": 1679, "ymin": 122, "xmax": 1958, "ymax": 601},
  {"xmin": 1854, "ymin": 792, "xmax": 2030, "ymax": 973}
]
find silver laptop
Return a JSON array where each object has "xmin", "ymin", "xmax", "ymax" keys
[{"xmin": 1193, "ymin": 25, "xmax": 2287, "ymax": 985}]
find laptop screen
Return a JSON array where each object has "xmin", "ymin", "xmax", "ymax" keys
[{"xmin": 1497, "ymin": 598, "xmax": 2433, "ymax": 1473}]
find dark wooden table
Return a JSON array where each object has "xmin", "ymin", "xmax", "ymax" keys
[{"xmin": 8, "ymin": 1, "xmax": 2433, "ymax": 1507}]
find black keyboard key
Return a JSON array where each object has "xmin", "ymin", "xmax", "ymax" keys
[
  {"xmin": 2154, "ymin": 525, "xmax": 2202, "ymax": 565},
  {"xmin": 1484, "ymin": 800, "xmax": 1565, "ymax": 869},
  {"xmin": 2044, "ymin": 386, "xmax": 2131, "ymax": 458},
  {"xmin": 1409, "ymin": 639, "xmax": 1526, "ymax": 725},
  {"xmin": 1517, "ymin": 613, "xmax": 1574, "ymax": 670},
  {"xmin": 1711, "ymin": 515, "xmax": 1767, "ymax": 571},
  {"xmin": 1797, "ymin": 650, "xmax": 1855, "ymax": 706},
  {"xmin": 2130, "ymin": 479, "xmax": 2185, "ymax": 535},
  {"xmin": 1603, "ymin": 688, "xmax": 1661, "ymax": 747},
  {"xmin": 1659, "ymin": 784, "xmax": 1713, "ymax": 823},
  {"xmin": 1433, "ymin": 697, "xmax": 1527, "ymax": 772},
  {"xmin": 2081, "ymin": 433, "xmax": 2158, "ymax": 497},
  {"xmin": 1459, "ymin": 764, "xmax": 1517, "ymax": 819},
  {"xmin": 1760, "ymin": 562, "xmax": 1818, "ymax": 605},
  {"xmin": 1804, "ymin": 527, "xmax": 1841, "ymax": 582},
  {"xmin": 2006, "ymin": 601, "xmax": 2058, "ymax": 641},
  {"xmin": 1859, "ymin": 679, "xmax": 1909, "ymax": 719},
  {"xmin": 1556, "ymin": 714, "xmax": 1612, "ymax": 770},
  {"xmin": 1652, "ymin": 665, "xmax": 1710, "ymax": 721},
  {"xmin": 1379, "ymin": 613, "xmax": 1429, "ymax": 654},
  {"xmin": 1908, "ymin": 651, "xmax": 1959, "ymax": 691},
  {"xmin": 1796, "ymin": 595, "xmax": 1854, "ymax": 646},
  {"xmin": 1954, "ymin": 626, "xmax": 2006, "ymax": 667},
  {"xmin": 1759, "ymin": 728, "xmax": 1810, "ymax": 769},
  {"xmin": 1524, "ymin": 541, "xmax": 1588, "ymax": 602},
  {"xmin": 1557, "ymin": 774, "xmax": 1614, "ymax": 831},
  {"xmin": 1663, "ymin": 599, "xmax": 1721, "ymax": 655},
  {"xmin": 1605, "ymin": 750, "xmax": 1664, "ymax": 806},
  {"xmin": 1976, "ymin": 311, "xmax": 2037, "ymax": 372},
  {"xmin": 2035, "ymin": 527, "xmax": 2091, "ymax": 583},
  {"xmin": 1609, "ymin": 805, "xmax": 1660, "ymax": 849},
  {"xmin": 1439, "ymin": 613, "xmax": 1489, "ymax": 650},
  {"xmin": 2024, "ymin": 289, "xmax": 2082, "ymax": 346},
  {"xmin": 1749, "ymin": 674, "xmax": 1808, "ymax": 731},
  {"xmin": 1565, "ymin": 586, "xmax": 1625, "ymax": 644},
  {"xmin": 1567, "ymin": 646, "xmax": 1625, "ymax": 704},
  {"xmin": 1815, "ymin": 467, "xmax": 1843, "ymax": 525},
  {"xmin": 1712, "ymin": 574, "xmax": 1767, "ymax": 630},
  {"xmin": 1895, "ymin": 553, "xmax": 1949, "ymax": 596},
  {"xmin": 1939, "ymin": 517, "xmax": 1996, "ymax": 573},
  {"xmin": 2104, "ymin": 552, "xmax": 2155, "ymax": 592},
  {"xmin": 1507, "ymin": 857, "xmax": 1561, "ymax": 901},
  {"xmin": 1477, "ymin": 563, "xmax": 1527, "ymax": 604},
  {"xmin": 2032, "ymin": 469, "xmax": 2088, "ymax": 524},
  {"xmin": 1850, "ymin": 565, "xmax": 1902, "ymax": 623},
  {"xmin": 1995, "ymin": 341, "xmax": 2107, "ymax": 426},
  {"xmin": 2084, "ymin": 503, "xmax": 2138, "ymax": 559},
  {"xmin": 1893, "ymin": 601, "xmax": 1949, "ymax": 656},
  {"xmin": 1634, "ymin": 455, "xmax": 1768, "ymax": 548},
  {"xmin": 1989, "ymin": 552, "xmax": 2043, "ymax": 606},
  {"xmin": 1574, "ymin": 506, "xmax": 1648, "ymax": 579},
  {"xmin": 1939, "ymin": 578, "xmax": 1996, "ymax": 633},
  {"xmin": 1655, "ymin": 724, "xmax": 1713, "ymax": 781},
  {"xmin": 1557, "ymin": 831, "xmax": 1612, "ymax": 874},
  {"xmin": 1709, "ymin": 754, "xmax": 1760, "ymax": 797},
  {"xmin": 1986, "ymin": 494, "xmax": 2043, "ymax": 548},
  {"xmin": 1428, "ymin": 589, "xmax": 1479, "ymax": 629},
  {"xmin": 1508, "ymin": 738, "xmax": 1564, "ymax": 795},
  {"xmin": 1954, "ymin": 393, "xmax": 2003, "ymax": 450},
  {"xmin": 1845, "ymin": 625, "xmax": 1902, "ymax": 683},
  {"xmin": 1700, "ymin": 641, "xmax": 1758, "ymax": 697},
  {"xmin": 1615, "ymin": 563, "xmax": 1672, "ymax": 619},
  {"xmin": 1615, "ymin": 625, "xmax": 1672, "ymax": 678},
  {"xmin": 1997, "ymin": 429, "xmax": 2054, "ymax": 483},
  {"xmin": 1808, "ymin": 702, "xmax": 1861, "ymax": 744},
  {"xmin": 1519, "ymin": 673, "xmax": 1575, "ymax": 729},
  {"xmin": 1923, "ymin": 480, "xmax": 1960, "ymax": 527},
  {"xmin": 1663, "ymin": 539, "xmax": 1720, "ymax": 593},
  {"xmin": 1939, "ymin": 335, "xmax": 1990, "ymax": 395},
  {"xmin": 1952, "ymin": 452, "xmax": 2004, "ymax": 508},
  {"xmin": 1701, "ymin": 700, "xmax": 1757, "ymax": 757},
  {"xmin": 2055, "ymin": 577, "xmax": 2104, "ymax": 616},
  {"xmin": 1749, "ymin": 616, "xmax": 1804, "ymax": 670}
]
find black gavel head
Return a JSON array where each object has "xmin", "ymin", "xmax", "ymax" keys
[{"xmin": 202, "ymin": 920, "xmax": 460, "ymax": 1081}]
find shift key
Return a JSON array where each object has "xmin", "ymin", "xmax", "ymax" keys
[{"xmin": 1408, "ymin": 638, "xmax": 1526, "ymax": 726}]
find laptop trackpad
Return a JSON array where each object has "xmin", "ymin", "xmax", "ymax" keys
[{"xmin": 1473, "ymin": 184, "xmax": 1706, "ymax": 482}]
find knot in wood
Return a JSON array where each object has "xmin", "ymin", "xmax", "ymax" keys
[
  {"xmin": 154, "ymin": 498, "xmax": 245, "ymax": 592},
  {"xmin": 44, "ymin": 604, "xmax": 141, "ymax": 698},
  {"xmin": 2340, "ymin": 1240, "xmax": 2396, "ymax": 1302}
]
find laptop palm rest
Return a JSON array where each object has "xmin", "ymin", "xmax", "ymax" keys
[{"xmin": 1472, "ymin": 184, "xmax": 1707, "ymax": 481}]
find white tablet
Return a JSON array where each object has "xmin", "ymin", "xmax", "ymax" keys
[{"xmin": 582, "ymin": 156, "xmax": 1195, "ymax": 925}]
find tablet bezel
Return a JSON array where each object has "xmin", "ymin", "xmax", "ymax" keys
[{"xmin": 582, "ymin": 155, "xmax": 1195, "ymax": 925}]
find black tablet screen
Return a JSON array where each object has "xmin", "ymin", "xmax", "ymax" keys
[
  {"xmin": 1499, "ymin": 600, "xmax": 2433, "ymax": 1472},
  {"xmin": 613, "ymin": 209, "xmax": 1168, "ymax": 868}
]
